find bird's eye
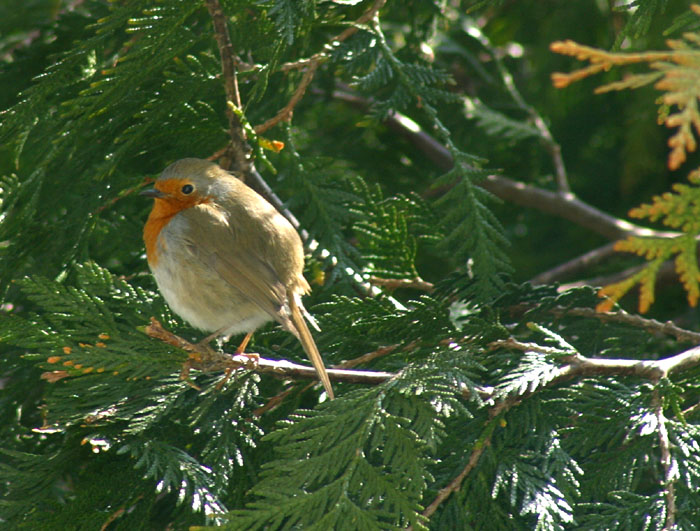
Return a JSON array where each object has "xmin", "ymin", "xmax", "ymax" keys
[{"xmin": 181, "ymin": 184, "xmax": 194, "ymax": 195}]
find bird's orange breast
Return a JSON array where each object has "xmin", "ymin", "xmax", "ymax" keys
[{"xmin": 143, "ymin": 201, "xmax": 178, "ymax": 267}]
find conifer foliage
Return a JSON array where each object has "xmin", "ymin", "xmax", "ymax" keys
[{"xmin": 1, "ymin": 1, "xmax": 700, "ymax": 529}]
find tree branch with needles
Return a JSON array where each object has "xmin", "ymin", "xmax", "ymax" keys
[
  {"xmin": 419, "ymin": 338, "xmax": 700, "ymax": 520},
  {"xmin": 253, "ymin": 0, "xmax": 387, "ymax": 134},
  {"xmin": 328, "ymin": 87, "xmax": 685, "ymax": 290}
]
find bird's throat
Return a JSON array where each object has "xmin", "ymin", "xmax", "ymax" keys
[{"xmin": 143, "ymin": 199, "xmax": 183, "ymax": 266}]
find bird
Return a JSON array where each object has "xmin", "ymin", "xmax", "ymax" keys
[{"xmin": 141, "ymin": 158, "xmax": 334, "ymax": 399}]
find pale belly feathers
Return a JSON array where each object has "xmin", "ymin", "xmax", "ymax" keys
[{"xmin": 150, "ymin": 214, "xmax": 273, "ymax": 339}]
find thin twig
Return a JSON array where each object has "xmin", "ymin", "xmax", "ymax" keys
[
  {"xmin": 654, "ymin": 389, "xmax": 677, "ymax": 530},
  {"xmin": 254, "ymin": 61, "xmax": 320, "ymax": 134},
  {"xmin": 419, "ymin": 433, "xmax": 492, "ymax": 520},
  {"xmin": 338, "ymin": 343, "xmax": 401, "ymax": 369},
  {"xmin": 253, "ymin": 0, "xmax": 386, "ymax": 133},
  {"xmin": 367, "ymin": 276, "xmax": 435, "ymax": 292},
  {"xmin": 95, "ymin": 177, "xmax": 154, "ymax": 214},
  {"xmin": 556, "ymin": 307, "xmax": 700, "ymax": 344},
  {"xmin": 530, "ymin": 242, "xmax": 619, "ymax": 284},
  {"xmin": 144, "ymin": 318, "xmax": 394, "ymax": 385},
  {"xmin": 417, "ymin": 392, "xmax": 518, "ymax": 523},
  {"xmin": 491, "ymin": 336, "xmax": 700, "ymax": 382},
  {"xmin": 558, "ymin": 260, "xmax": 677, "ymax": 294},
  {"xmin": 205, "ymin": 0, "xmax": 250, "ymax": 171},
  {"xmin": 329, "ymin": 88, "xmax": 683, "ymax": 242},
  {"xmin": 475, "ymin": 25, "xmax": 571, "ymax": 194}
]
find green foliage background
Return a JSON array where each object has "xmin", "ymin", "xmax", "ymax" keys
[{"xmin": 1, "ymin": 0, "xmax": 700, "ymax": 529}]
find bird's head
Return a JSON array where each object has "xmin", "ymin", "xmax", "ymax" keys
[{"xmin": 141, "ymin": 158, "xmax": 227, "ymax": 211}]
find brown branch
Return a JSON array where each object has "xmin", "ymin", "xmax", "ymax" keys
[
  {"xmin": 682, "ymin": 400, "xmax": 700, "ymax": 418},
  {"xmin": 329, "ymin": 88, "xmax": 682, "ymax": 242},
  {"xmin": 254, "ymin": 60, "xmax": 320, "ymax": 134},
  {"xmin": 491, "ymin": 337, "xmax": 700, "ymax": 382},
  {"xmin": 253, "ymin": 0, "xmax": 386, "ymax": 134},
  {"xmin": 479, "ymin": 175, "xmax": 680, "ymax": 241},
  {"xmin": 95, "ymin": 177, "xmax": 154, "ymax": 214},
  {"xmin": 252, "ymin": 341, "xmax": 406, "ymax": 415},
  {"xmin": 144, "ymin": 318, "xmax": 394, "ymax": 385},
  {"xmin": 205, "ymin": 0, "xmax": 250, "ymax": 172},
  {"xmin": 529, "ymin": 242, "xmax": 618, "ymax": 285},
  {"xmin": 338, "ymin": 343, "xmax": 401, "ymax": 369},
  {"xmin": 145, "ymin": 313, "xmax": 700, "ymax": 391},
  {"xmin": 490, "ymin": 42, "xmax": 571, "ymax": 194},
  {"xmin": 417, "ymin": 386, "xmax": 519, "ymax": 523},
  {"xmin": 556, "ymin": 307, "xmax": 700, "ymax": 344},
  {"xmin": 367, "ymin": 276, "xmax": 435, "ymax": 292},
  {"xmin": 419, "ymin": 433, "xmax": 491, "ymax": 521}
]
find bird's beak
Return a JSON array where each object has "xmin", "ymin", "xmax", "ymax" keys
[{"xmin": 140, "ymin": 188, "xmax": 166, "ymax": 199}]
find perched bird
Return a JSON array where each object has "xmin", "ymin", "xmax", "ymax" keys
[{"xmin": 141, "ymin": 158, "xmax": 334, "ymax": 399}]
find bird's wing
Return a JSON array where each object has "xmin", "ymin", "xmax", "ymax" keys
[{"xmin": 180, "ymin": 203, "xmax": 288, "ymax": 322}]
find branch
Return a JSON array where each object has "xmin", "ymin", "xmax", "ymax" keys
[
  {"xmin": 491, "ymin": 337, "xmax": 700, "ymax": 382},
  {"xmin": 557, "ymin": 260, "xmax": 678, "ymax": 296},
  {"xmin": 329, "ymin": 88, "xmax": 682, "ymax": 242},
  {"xmin": 418, "ymin": 384, "xmax": 519, "ymax": 523},
  {"xmin": 529, "ymin": 242, "xmax": 618, "ymax": 284},
  {"xmin": 144, "ymin": 318, "xmax": 394, "ymax": 386},
  {"xmin": 555, "ymin": 307, "xmax": 700, "ymax": 344},
  {"xmin": 145, "ymin": 312, "xmax": 700, "ymax": 391},
  {"xmin": 479, "ymin": 175, "xmax": 680, "ymax": 241},
  {"xmin": 205, "ymin": 0, "xmax": 250, "ymax": 172},
  {"xmin": 418, "ymin": 430, "xmax": 491, "ymax": 521},
  {"xmin": 367, "ymin": 276, "xmax": 435, "ymax": 292},
  {"xmin": 253, "ymin": 0, "xmax": 386, "ymax": 134},
  {"xmin": 479, "ymin": 27, "xmax": 571, "ymax": 194},
  {"xmin": 337, "ymin": 342, "xmax": 403, "ymax": 369},
  {"xmin": 254, "ymin": 61, "xmax": 320, "ymax": 134}
]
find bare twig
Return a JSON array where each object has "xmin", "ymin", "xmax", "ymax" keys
[
  {"xmin": 338, "ymin": 343, "xmax": 401, "ymax": 369},
  {"xmin": 417, "ymin": 389, "xmax": 519, "ymax": 523},
  {"xmin": 144, "ymin": 318, "xmax": 394, "ymax": 385},
  {"xmin": 205, "ymin": 0, "xmax": 250, "ymax": 172},
  {"xmin": 530, "ymin": 242, "xmax": 619, "ymax": 284},
  {"xmin": 476, "ymin": 25, "xmax": 571, "ymax": 194},
  {"xmin": 491, "ymin": 337, "xmax": 700, "ymax": 382},
  {"xmin": 558, "ymin": 260, "xmax": 677, "ymax": 293},
  {"xmin": 253, "ymin": 0, "xmax": 386, "ymax": 133},
  {"xmin": 419, "ymin": 432, "xmax": 491, "ymax": 520},
  {"xmin": 682, "ymin": 400, "xmax": 700, "ymax": 418},
  {"xmin": 367, "ymin": 276, "xmax": 435, "ymax": 292},
  {"xmin": 329, "ymin": 88, "xmax": 682, "ymax": 242},
  {"xmin": 654, "ymin": 390, "xmax": 677, "ymax": 530},
  {"xmin": 254, "ymin": 61, "xmax": 320, "ymax": 134},
  {"xmin": 556, "ymin": 307, "xmax": 700, "ymax": 344},
  {"xmin": 96, "ymin": 177, "xmax": 154, "ymax": 214},
  {"xmin": 479, "ymin": 175, "xmax": 680, "ymax": 241}
]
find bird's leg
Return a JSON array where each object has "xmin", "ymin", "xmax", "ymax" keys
[
  {"xmin": 232, "ymin": 331, "xmax": 259, "ymax": 367},
  {"xmin": 216, "ymin": 331, "xmax": 259, "ymax": 390}
]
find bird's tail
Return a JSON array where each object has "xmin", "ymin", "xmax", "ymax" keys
[{"xmin": 288, "ymin": 291, "xmax": 334, "ymax": 400}]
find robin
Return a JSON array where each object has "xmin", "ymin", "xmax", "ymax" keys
[{"xmin": 141, "ymin": 158, "xmax": 334, "ymax": 399}]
